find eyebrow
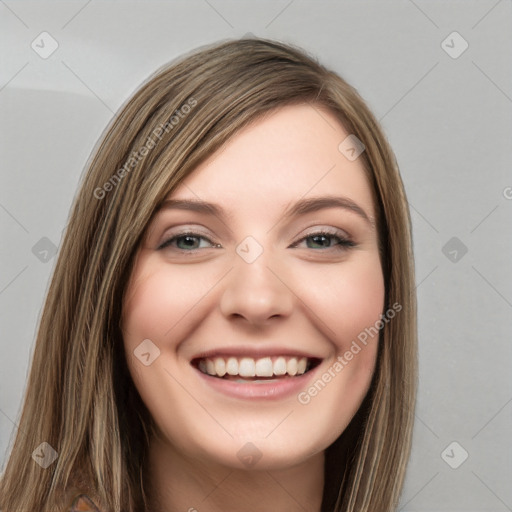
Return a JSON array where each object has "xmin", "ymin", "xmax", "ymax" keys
[{"xmin": 157, "ymin": 195, "xmax": 374, "ymax": 228}]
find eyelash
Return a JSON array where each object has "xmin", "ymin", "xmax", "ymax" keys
[{"xmin": 157, "ymin": 229, "xmax": 355, "ymax": 252}]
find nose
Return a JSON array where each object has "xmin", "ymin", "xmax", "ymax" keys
[{"xmin": 219, "ymin": 250, "xmax": 294, "ymax": 326}]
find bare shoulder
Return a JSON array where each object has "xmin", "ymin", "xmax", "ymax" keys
[{"xmin": 68, "ymin": 493, "xmax": 102, "ymax": 511}]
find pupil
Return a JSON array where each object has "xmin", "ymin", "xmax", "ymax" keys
[
  {"xmin": 310, "ymin": 235, "xmax": 330, "ymax": 248},
  {"xmin": 180, "ymin": 236, "xmax": 198, "ymax": 249}
]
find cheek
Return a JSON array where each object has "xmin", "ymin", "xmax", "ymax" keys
[
  {"xmin": 291, "ymin": 256, "xmax": 384, "ymax": 445},
  {"xmin": 120, "ymin": 264, "xmax": 215, "ymax": 435},
  {"xmin": 120, "ymin": 261, "xmax": 229, "ymax": 413},
  {"xmin": 294, "ymin": 252, "xmax": 385, "ymax": 352},
  {"xmin": 122, "ymin": 263, "xmax": 214, "ymax": 346}
]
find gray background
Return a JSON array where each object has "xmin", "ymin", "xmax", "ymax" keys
[{"xmin": 1, "ymin": 1, "xmax": 511, "ymax": 510}]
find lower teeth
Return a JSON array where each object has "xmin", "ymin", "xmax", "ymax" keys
[
  {"xmin": 221, "ymin": 374, "xmax": 293, "ymax": 381},
  {"xmin": 234, "ymin": 377, "xmax": 282, "ymax": 384}
]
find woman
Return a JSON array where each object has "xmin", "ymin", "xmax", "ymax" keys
[{"xmin": 0, "ymin": 37, "xmax": 417, "ymax": 511}]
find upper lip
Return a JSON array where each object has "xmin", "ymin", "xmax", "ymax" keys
[{"xmin": 191, "ymin": 346, "xmax": 324, "ymax": 361}]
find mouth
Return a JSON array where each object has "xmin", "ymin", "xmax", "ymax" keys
[{"xmin": 191, "ymin": 355, "xmax": 322, "ymax": 383}]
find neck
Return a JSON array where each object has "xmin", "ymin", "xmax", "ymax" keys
[{"xmin": 144, "ymin": 435, "xmax": 325, "ymax": 512}]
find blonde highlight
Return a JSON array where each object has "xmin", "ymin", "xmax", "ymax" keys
[{"xmin": 0, "ymin": 37, "xmax": 417, "ymax": 512}]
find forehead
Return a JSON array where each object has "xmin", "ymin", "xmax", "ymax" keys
[{"xmin": 169, "ymin": 104, "xmax": 375, "ymax": 220}]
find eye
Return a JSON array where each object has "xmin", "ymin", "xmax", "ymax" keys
[
  {"xmin": 157, "ymin": 232, "xmax": 217, "ymax": 251},
  {"xmin": 157, "ymin": 229, "xmax": 355, "ymax": 252},
  {"xmin": 290, "ymin": 229, "xmax": 355, "ymax": 251}
]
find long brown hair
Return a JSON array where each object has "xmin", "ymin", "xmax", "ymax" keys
[{"xmin": 0, "ymin": 37, "xmax": 417, "ymax": 511}]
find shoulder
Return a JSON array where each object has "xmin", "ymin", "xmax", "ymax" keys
[{"xmin": 68, "ymin": 493, "xmax": 102, "ymax": 512}]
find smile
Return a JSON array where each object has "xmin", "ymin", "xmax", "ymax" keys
[
  {"xmin": 190, "ymin": 352, "xmax": 323, "ymax": 399},
  {"xmin": 195, "ymin": 355, "xmax": 320, "ymax": 380}
]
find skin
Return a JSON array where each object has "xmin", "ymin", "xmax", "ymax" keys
[{"xmin": 121, "ymin": 104, "xmax": 385, "ymax": 512}]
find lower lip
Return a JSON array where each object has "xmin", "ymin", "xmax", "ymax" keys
[{"xmin": 193, "ymin": 363, "xmax": 322, "ymax": 400}]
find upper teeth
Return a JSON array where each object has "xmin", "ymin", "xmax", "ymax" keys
[{"xmin": 198, "ymin": 356, "xmax": 308, "ymax": 378}]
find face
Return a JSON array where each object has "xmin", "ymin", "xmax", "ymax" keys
[{"xmin": 121, "ymin": 103, "xmax": 385, "ymax": 471}]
